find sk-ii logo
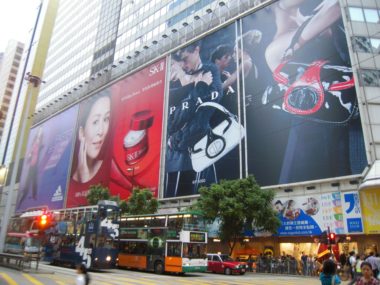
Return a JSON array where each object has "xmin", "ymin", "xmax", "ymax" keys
[{"xmin": 149, "ymin": 62, "xmax": 165, "ymax": 76}]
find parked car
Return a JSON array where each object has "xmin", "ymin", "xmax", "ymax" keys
[{"xmin": 207, "ymin": 253, "xmax": 248, "ymax": 275}]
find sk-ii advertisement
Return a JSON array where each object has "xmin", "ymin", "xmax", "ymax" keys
[
  {"xmin": 274, "ymin": 191, "xmax": 364, "ymax": 236},
  {"xmin": 16, "ymin": 106, "xmax": 78, "ymax": 212},
  {"xmin": 110, "ymin": 58, "xmax": 166, "ymax": 199},
  {"xmin": 242, "ymin": 0, "xmax": 367, "ymax": 186},
  {"xmin": 165, "ymin": 23, "xmax": 244, "ymax": 198},
  {"xmin": 66, "ymin": 60, "xmax": 166, "ymax": 207}
]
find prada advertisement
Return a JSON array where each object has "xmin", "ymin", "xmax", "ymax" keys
[
  {"xmin": 164, "ymin": 23, "xmax": 244, "ymax": 197},
  {"xmin": 164, "ymin": 0, "xmax": 367, "ymax": 197}
]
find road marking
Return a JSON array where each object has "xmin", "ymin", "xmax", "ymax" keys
[
  {"xmin": 22, "ymin": 273, "xmax": 44, "ymax": 285},
  {"xmin": 0, "ymin": 273, "xmax": 18, "ymax": 285}
]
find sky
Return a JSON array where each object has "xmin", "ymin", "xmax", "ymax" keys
[{"xmin": 0, "ymin": 0, "xmax": 41, "ymax": 53}]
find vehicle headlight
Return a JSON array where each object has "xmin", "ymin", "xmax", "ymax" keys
[
  {"xmin": 235, "ymin": 265, "xmax": 240, "ymax": 269},
  {"xmin": 106, "ymin": 256, "xmax": 112, "ymax": 262}
]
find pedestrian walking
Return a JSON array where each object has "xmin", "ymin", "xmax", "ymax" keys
[
  {"xmin": 355, "ymin": 262, "xmax": 379, "ymax": 285},
  {"xmin": 347, "ymin": 251, "xmax": 357, "ymax": 285},
  {"xmin": 76, "ymin": 264, "xmax": 90, "ymax": 285},
  {"xmin": 366, "ymin": 252, "xmax": 379, "ymax": 279},
  {"xmin": 301, "ymin": 252, "xmax": 308, "ymax": 275},
  {"xmin": 320, "ymin": 259, "xmax": 341, "ymax": 285}
]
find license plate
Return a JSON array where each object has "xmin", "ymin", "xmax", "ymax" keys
[{"xmin": 241, "ymin": 269, "xmax": 246, "ymax": 272}]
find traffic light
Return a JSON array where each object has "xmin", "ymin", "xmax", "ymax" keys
[
  {"xmin": 329, "ymin": 232, "xmax": 336, "ymax": 244},
  {"xmin": 36, "ymin": 213, "xmax": 52, "ymax": 230}
]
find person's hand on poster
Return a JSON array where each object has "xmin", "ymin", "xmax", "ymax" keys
[{"xmin": 76, "ymin": 126, "xmax": 91, "ymax": 183}]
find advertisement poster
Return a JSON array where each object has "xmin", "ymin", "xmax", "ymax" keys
[
  {"xmin": 66, "ymin": 90, "xmax": 114, "ymax": 207},
  {"xmin": 16, "ymin": 106, "xmax": 78, "ymax": 212},
  {"xmin": 342, "ymin": 191, "xmax": 363, "ymax": 233},
  {"xmin": 67, "ymin": 60, "xmax": 166, "ymax": 207},
  {"xmin": 242, "ymin": 0, "xmax": 367, "ymax": 186},
  {"xmin": 164, "ymin": 23, "xmax": 244, "ymax": 198},
  {"xmin": 274, "ymin": 192, "xmax": 346, "ymax": 236},
  {"xmin": 110, "ymin": 58, "xmax": 166, "ymax": 199},
  {"xmin": 360, "ymin": 188, "xmax": 380, "ymax": 234}
]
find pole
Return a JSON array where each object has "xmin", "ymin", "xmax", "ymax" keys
[
  {"xmin": 0, "ymin": 75, "xmax": 42, "ymax": 252},
  {"xmin": 1, "ymin": 2, "xmax": 43, "ymax": 165},
  {"xmin": 327, "ymin": 226, "xmax": 332, "ymax": 255}
]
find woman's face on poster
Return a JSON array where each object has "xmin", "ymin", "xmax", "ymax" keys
[{"xmin": 82, "ymin": 96, "xmax": 111, "ymax": 160}]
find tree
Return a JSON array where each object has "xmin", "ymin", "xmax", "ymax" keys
[
  {"xmin": 126, "ymin": 188, "xmax": 159, "ymax": 215},
  {"xmin": 86, "ymin": 185, "xmax": 158, "ymax": 215},
  {"xmin": 196, "ymin": 176, "xmax": 281, "ymax": 255},
  {"xmin": 86, "ymin": 184, "xmax": 111, "ymax": 205}
]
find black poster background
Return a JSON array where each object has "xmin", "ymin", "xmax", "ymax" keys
[{"xmin": 241, "ymin": 0, "xmax": 367, "ymax": 186}]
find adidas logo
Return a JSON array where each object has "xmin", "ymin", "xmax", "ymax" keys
[{"xmin": 51, "ymin": 185, "xmax": 63, "ymax": 202}]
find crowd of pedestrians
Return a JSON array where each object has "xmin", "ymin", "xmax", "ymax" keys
[
  {"xmin": 245, "ymin": 250, "xmax": 380, "ymax": 283},
  {"xmin": 320, "ymin": 252, "xmax": 379, "ymax": 285}
]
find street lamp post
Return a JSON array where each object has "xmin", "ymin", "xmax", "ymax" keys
[{"xmin": 0, "ymin": 74, "xmax": 43, "ymax": 252}]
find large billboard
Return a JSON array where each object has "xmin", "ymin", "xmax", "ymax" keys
[
  {"xmin": 66, "ymin": 60, "xmax": 166, "ymax": 207},
  {"xmin": 242, "ymin": 0, "xmax": 367, "ymax": 186},
  {"xmin": 16, "ymin": 106, "xmax": 78, "ymax": 212},
  {"xmin": 164, "ymin": 23, "xmax": 245, "ymax": 198}
]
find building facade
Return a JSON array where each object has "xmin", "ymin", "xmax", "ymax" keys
[
  {"xmin": 0, "ymin": 40, "xmax": 24, "ymax": 139},
  {"xmin": 1, "ymin": 0, "xmax": 380, "ymax": 257}
]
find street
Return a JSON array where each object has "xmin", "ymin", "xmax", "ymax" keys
[{"xmin": 0, "ymin": 264, "xmax": 338, "ymax": 285}]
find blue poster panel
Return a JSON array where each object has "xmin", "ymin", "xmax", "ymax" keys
[
  {"xmin": 164, "ymin": 23, "xmax": 244, "ymax": 198},
  {"xmin": 242, "ymin": 0, "xmax": 367, "ymax": 186},
  {"xmin": 342, "ymin": 191, "xmax": 363, "ymax": 233},
  {"xmin": 16, "ymin": 105, "xmax": 78, "ymax": 211}
]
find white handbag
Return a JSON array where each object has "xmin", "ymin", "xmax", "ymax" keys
[{"xmin": 190, "ymin": 102, "xmax": 245, "ymax": 172}]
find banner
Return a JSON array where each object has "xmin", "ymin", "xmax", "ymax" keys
[
  {"xmin": 66, "ymin": 60, "xmax": 166, "ymax": 207},
  {"xmin": 274, "ymin": 192, "xmax": 346, "ymax": 236},
  {"xmin": 242, "ymin": 0, "xmax": 367, "ymax": 186},
  {"xmin": 164, "ymin": 23, "xmax": 243, "ymax": 198},
  {"xmin": 16, "ymin": 106, "xmax": 78, "ymax": 211}
]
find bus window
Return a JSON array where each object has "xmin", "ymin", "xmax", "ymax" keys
[
  {"xmin": 167, "ymin": 242, "xmax": 181, "ymax": 257},
  {"xmin": 183, "ymin": 243, "xmax": 206, "ymax": 259}
]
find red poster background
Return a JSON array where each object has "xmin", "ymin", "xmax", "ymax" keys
[{"xmin": 109, "ymin": 59, "xmax": 166, "ymax": 199}]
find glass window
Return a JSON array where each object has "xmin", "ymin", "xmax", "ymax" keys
[
  {"xmin": 167, "ymin": 242, "xmax": 181, "ymax": 257},
  {"xmin": 182, "ymin": 243, "xmax": 206, "ymax": 259},
  {"xmin": 353, "ymin": 36, "xmax": 372, "ymax": 53},
  {"xmin": 359, "ymin": 69, "xmax": 380, "ymax": 87},
  {"xmin": 349, "ymin": 7, "xmax": 365, "ymax": 22},
  {"xmin": 363, "ymin": 8, "xmax": 379, "ymax": 23},
  {"xmin": 371, "ymin": 38, "xmax": 380, "ymax": 53}
]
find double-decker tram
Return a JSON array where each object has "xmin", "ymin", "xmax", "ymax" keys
[
  {"xmin": 118, "ymin": 211, "xmax": 208, "ymax": 274},
  {"xmin": 46, "ymin": 200, "xmax": 120, "ymax": 269}
]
